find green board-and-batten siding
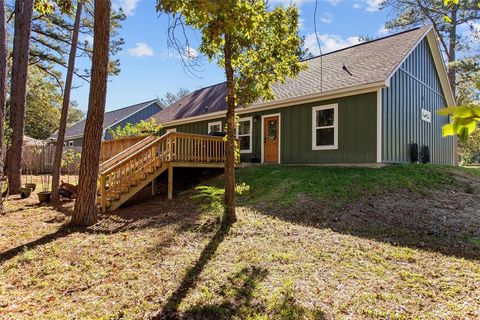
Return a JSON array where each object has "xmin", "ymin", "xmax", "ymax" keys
[
  {"xmin": 382, "ymin": 38, "xmax": 454, "ymax": 165},
  {"xmin": 164, "ymin": 92, "xmax": 378, "ymax": 164}
]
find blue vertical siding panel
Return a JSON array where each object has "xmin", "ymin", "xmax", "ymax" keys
[
  {"xmin": 382, "ymin": 38, "xmax": 454, "ymax": 164},
  {"xmin": 104, "ymin": 102, "xmax": 163, "ymax": 140}
]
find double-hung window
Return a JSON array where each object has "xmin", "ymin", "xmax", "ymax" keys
[
  {"xmin": 236, "ymin": 117, "xmax": 252, "ymax": 153},
  {"xmin": 312, "ymin": 104, "xmax": 338, "ymax": 150}
]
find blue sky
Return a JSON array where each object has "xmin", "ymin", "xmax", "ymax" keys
[{"xmin": 70, "ymin": 0, "xmax": 394, "ymax": 113}]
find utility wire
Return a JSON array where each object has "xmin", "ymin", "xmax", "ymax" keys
[{"xmin": 313, "ymin": 0, "xmax": 323, "ymax": 93}]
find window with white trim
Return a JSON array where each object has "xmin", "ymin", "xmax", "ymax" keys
[
  {"xmin": 68, "ymin": 141, "xmax": 74, "ymax": 147},
  {"xmin": 236, "ymin": 117, "xmax": 252, "ymax": 153},
  {"xmin": 312, "ymin": 104, "xmax": 338, "ymax": 150},
  {"xmin": 208, "ymin": 121, "xmax": 222, "ymax": 134}
]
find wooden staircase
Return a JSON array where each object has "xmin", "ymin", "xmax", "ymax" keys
[{"xmin": 97, "ymin": 132, "xmax": 236, "ymax": 212}]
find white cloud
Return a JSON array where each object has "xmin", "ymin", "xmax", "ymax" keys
[
  {"xmin": 304, "ymin": 33, "xmax": 361, "ymax": 55},
  {"xmin": 378, "ymin": 25, "xmax": 389, "ymax": 36},
  {"xmin": 298, "ymin": 17, "xmax": 306, "ymax": 30},
  {"xmin": 325, "ymin": 0, "xmax": 342, "ymax": 5},
  {"xmin": 184, "ymin": 46, "xmax": 198, "ymax": 59},
  {"xmin": 363, "ymin": 0, "xmax": 382, "ymax": 12},
  {"xmin": 114, "ymin": 0, "xmax": 140, "ymax": 16},
  {"xmin": 352, "ymin": 3, "xmax": 362, "ymax": 9},
  {"xmin": 320, "ymin": 12, "xmax": 334, "ymax": 24},
  {"xmin": 128, "ymin": 42, "xmax": 154, "ymax": 57},
  {"xmin": 269, "ymin": 0, "xmax": 314, "ymax": 6},
  {"xmin": 161, "ymin": 46, "xmax": 199, "ymax": 60}
]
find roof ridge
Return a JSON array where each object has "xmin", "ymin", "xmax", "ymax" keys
[
  {"xmin": 188, "ymin": 81, "xmax": 226, "ymax": 95},
  {"xmin": 104, "ymin": 99, "xmax": 158, "ymax": 114},
  {"xmin": 301, "ymin": 25, "xmax": 430, "ymax": 62}
]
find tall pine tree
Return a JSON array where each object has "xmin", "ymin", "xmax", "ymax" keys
[{"xmin": 70, "ymin": 0, "xmax": 111, "ymax": 227}]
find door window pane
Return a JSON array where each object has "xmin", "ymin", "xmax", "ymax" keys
[{"xmin": 267, "ymin": 120, "xmax": 277, "ymax": 140}]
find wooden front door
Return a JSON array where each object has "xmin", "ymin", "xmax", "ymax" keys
[{"xmin": 263, "ymin": 115, "xmax": 279, "ymax": 163}]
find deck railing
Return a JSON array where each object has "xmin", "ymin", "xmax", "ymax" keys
[{"xmin": 98, "ymin": 132, "xmax": 238, "ymax": 211}]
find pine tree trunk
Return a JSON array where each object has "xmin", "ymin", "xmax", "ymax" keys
[
  {"xmin": 51, "ymin": 0, "xmax": 83, "ymax": 205},
  {"xmin": 6, "ymin": 0, "xmax": 34, "ymax": 194},
  {"xmin": 0, "ymin": 0, "xmax": 7, "ymax": 213},
  {"xmin": 223, "ymin": 34, "xmax": 236, "ymax": 224},
  {"xmin": 448, "ymin": 7, "xmax": 457, "ymax": 98},
  {"xmin": 70, "ymin": 0, "xmax": 111, "ymax": 227}
]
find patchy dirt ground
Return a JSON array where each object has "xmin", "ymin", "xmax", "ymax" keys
[
  {"xmin": 273, "ymin": 168, "xmax": 480, "ymax": 260},
  {"xmin": 0, "ymin": 167, "xmax": 479, "ymax": 319}
]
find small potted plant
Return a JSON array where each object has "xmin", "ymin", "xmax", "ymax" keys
[
  {"xmin": 20, "ymin": 186, "xmax": 32, "ymax": 199},
  {"xmin": 37, "ymin": 174, "xmax": 51, "ymax": 204}
]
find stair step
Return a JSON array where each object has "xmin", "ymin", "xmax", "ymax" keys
[
  {"xmin": 119, "ymin": 185, "xmax": 130, "ymax": 193},
  {"xmin": 106, "ymin": 193, "xmax": 120, "ymax": 200},
  {"xmin": 96, "ymin": 199, "xmax": 111, "ymax": 208}
]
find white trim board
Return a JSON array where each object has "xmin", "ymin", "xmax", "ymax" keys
[
  {"xmin": 376, "ymin": 89, "xmax": 382, "ymax": 163},
  {"xmin": 261, "ymin": 113, "xmax": 281, "ymax": 164},
  {"xmin": 425, "ymin": 29, "xmax": 455, "ymax": 106}
]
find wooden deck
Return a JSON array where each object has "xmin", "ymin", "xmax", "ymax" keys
[{"xmin": 98, "ymin": 132, "xmax": 238, "ymax": 212}]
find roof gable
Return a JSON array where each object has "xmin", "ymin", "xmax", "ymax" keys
[
  {"xmin": 59, "ymin": 99, "xmax": 163, "ymax": 139},
  {"xmin": 153, "ymin": 26, "xmax": 444, "ymax": 125}
]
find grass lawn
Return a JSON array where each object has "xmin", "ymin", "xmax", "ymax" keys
[{"xmin": 0, "ymin": 165, "xmax": 479, "ymax": 319}]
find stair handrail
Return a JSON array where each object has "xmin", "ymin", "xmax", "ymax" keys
[
  {"xmin": 98, "ymin": 132, "xmax": 172, "ymax": 212},
  {"xmin": 99, "ymin": 135, "xmax": 157, "ymax": 173},
  {"xmin": 98, "ymin": 131, "xmax": 240, "ymax": 212},
  {"xmin": 100, "ymin": 132, "xmax": 171, "ymax": 176}
]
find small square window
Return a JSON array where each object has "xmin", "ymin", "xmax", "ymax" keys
[
  {"xmin": 68, "ymin": 141, "xmax": 74, "ymax": 147},
  {"xmin": 208, "ymin": 121, "xmax": 222, "ymax": 134}
]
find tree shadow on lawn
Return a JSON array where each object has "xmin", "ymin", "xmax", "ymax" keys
[
  {"xmin": 0, "ymin": 193, "xmax": 205, "ymax": 265},
  {"xmin": 180, "ymin": 265, "xmax": 326, "ymax": 320},
  {"xmin": 153, "ymin": 219, "xmax": 326, "ymax": 320},
  {"xmin": 249, "ymin": 187, "xmax": 480, "ymax": 261},
  {"xmin": 153, "ymin": 220, "xmax": 231, "ymax": 319},
  {"xmin": 0, "ymin": 224, "xmax": 74, "ymax": 264}
]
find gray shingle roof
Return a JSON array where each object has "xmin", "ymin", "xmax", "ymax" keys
[
  {"xmin": 153, "ymin": 26, "xmax": 432, "ymax": 124},
  {"xmin": 59, "ymin": 99, "xmax": 161, "ymax": 139},
  {"xmin": 153, "ymin": 83, "xmax": 227, "ymax": 123}
]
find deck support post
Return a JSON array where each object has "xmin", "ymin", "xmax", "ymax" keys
[
  {"xmin": 151, "ymin": 178, "xmax": 157, "ymax": 196},
  {"xmin": 168, "ymin": 165, "xmax": 173, "ymax": 200}
]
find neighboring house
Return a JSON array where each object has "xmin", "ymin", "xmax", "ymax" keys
[
  {"xmin": 152, "ymin": 26, "xmax": 455, "ymax": 165},
  {"xmin": 50, "ymin": 99, "xmax": 164, "ymax": 147}
]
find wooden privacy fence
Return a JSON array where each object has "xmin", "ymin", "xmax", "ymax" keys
[
  {"xmin": 100, "ymin": 136, "xmax": 146, "ymax": 162},
  {"xmin": 18, "ymin": 136, "xmax": 149, "ymax": 174},
  {"xmin": 21, "ymin": 145, "xmax": 82, "ymax": 175}
]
